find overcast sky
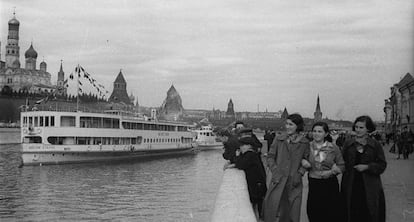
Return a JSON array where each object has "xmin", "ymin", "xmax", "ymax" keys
[{"xmin": 1, "ymin": 0, "xmax": 413, "ymax": 121}]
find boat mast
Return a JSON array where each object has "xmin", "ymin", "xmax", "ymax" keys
[{"xmin": 76, "ymin": 64, "xmax": 80, "ymax": 111}]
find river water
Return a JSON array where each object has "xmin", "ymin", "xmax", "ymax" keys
[{"xmin": 0, "ymin": 143, "xmax": 225, "ymax": 221}]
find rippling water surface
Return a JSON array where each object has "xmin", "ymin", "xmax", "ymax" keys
[{"xmin": 0, "ymin": 144, "xmax": 225, "ymax": 221}]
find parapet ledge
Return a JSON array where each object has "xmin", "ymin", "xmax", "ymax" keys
[{"xmin": 211, "ymin": 168, "xmax": 256, "ymax": 222}]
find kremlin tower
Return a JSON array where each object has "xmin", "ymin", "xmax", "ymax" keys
[
  {"xmin": 314, "ymin": 95, "xmax": 323, "ymax": 121},
  {"xmin": 159, "ymin": 85, "xmax": 184, "ymax": 121},
  {"xmin": 108, "ymin": 70, "xmax": 133, "ymax": 105}
]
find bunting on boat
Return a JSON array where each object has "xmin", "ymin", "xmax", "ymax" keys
[{"xmin": 66, "ymin": 65, "xmax": 109, "ymax": 99}]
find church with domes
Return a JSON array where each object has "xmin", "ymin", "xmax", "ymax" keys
[{"xmin": 0, "ymin": 12, "xmax": 65, "ymax": 95}]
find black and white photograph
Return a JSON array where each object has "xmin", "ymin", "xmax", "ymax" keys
[{"xmin": 0, "ymin": 0, "xmax": 413, "ymax": 221}]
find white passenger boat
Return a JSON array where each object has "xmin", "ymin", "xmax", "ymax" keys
[
  {"xmin": 20, "ymin": 109, "xmax": 198, "ymax": 165},
  {"xmin": 193, "ymin": 125, "xmax": 223, "ymax": 150}
]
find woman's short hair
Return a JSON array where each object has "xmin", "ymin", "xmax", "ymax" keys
[
  {"xmin": 312, "ymin": 121, "xmax": 332, "ymax": 142},
  {"xmin": 287, "ymin": 113, "xmax": 304, "ymax": 132},
  {"xmin": 352, "ymin": 115, "xmax": 376, "ymax": 133},
  {"xmin": 234, "ymin": 121, "xmax": 245, "ymax": 128}
]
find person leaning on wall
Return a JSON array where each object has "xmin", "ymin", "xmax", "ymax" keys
[{"xmin": 223, "ymin": 136, "xmax": 267, "ymax": 220}]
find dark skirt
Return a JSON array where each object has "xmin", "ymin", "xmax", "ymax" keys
[
  {"xmin": 349, "ymin": 170, "xmax": 372, "ymax": 222},
  {"xmin": 307, "ymin": 176, "xmax": 341, "ymax": 222}
]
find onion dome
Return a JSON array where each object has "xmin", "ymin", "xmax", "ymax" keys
[{"xmin": 25, "ymin": 44, "xmax": 38, "ymax": 58}]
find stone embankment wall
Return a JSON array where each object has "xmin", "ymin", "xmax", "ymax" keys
[{"xmin": 211, "ymin": 168, "xmax": 256, "ymax": 222}]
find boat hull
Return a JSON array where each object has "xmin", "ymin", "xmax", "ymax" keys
[{"xmin": 22, "ymin": 147, "xmax": 196, "ymax": 166}]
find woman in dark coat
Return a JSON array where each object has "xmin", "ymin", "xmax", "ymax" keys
[
  {"xmin": 341, "ymin": 115, "xmax": 387, "ymax": 222},
  {"xmin": 263, "ymin": 113, "xmax": 310, "ymax": 222}
]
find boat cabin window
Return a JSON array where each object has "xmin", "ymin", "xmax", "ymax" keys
[
  {"xmin": 77, "ymin": 137, "xmax": 91, "ymax": 145},
  {"xmin": 122, "ymin": 122, "xmax": 144, "ymax": 130},
  {"xmin": 46, "ymin": 135, "xmax": 144, "ymax": 145},
  {"xmin": 34, "ymin": 117, "xmax": 39, "ymax": 127},
  {"xmin": 79, "ymin": 117, "xmax": 120, "ymax": 129},
  {"xmin": 104, "ymin": 118, "xmax": 119, "ymax": 128},
  {"xmin": 50, "ymin": 116, "xmax": 55, "ymax": 126},
  {"xmin": 93, "ymin": 137, "xmax": 102, "ymax": 145},
  {"xmin": 144, "ymin": 124, "xmax": 150, "ymax": 130},
  {"xmin": 61, "ymin": 116, "xmax": 76, "ymax": 127},
  {"xmin": 48, "ymin": 137, "xmax": 64, "ymax": 145},
  {"xmin": 45, "ymin": 116, "xmax": 49, "ymax": 126},
  {"xmin": 47, "ymin": 137, "xmax": 75, "ymax": 145},
  {"xmin": 40, "ymin": 116, "xmax": 44, "ymax": 127},
  {"xmin": 177, "ymin": 126, "xmax": 187, "ymax": 132},
  {"xmin": 29, "ymin": 117, "xmax": 33, "ymax": 125},
  {"xmin": 113, "ymin": 119, "xmax": 119, "ymax": 128},
  {"xmin": 23, "ymin": 136, "xmax": 42, "ymax": 143},
  {"xmin": 102, "ymin": 137, "xmax": 111, "ymax": 145}
]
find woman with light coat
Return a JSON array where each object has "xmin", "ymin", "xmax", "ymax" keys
[{"xmin": 262, "ymin": 113, "xmax": 310, "ymax": 222}]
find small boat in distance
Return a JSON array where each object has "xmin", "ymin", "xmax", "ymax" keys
[
  {"xmin": 20, "ymin": 108, "xmax": 198, "ymax": 166},
  {"xmin": 193, "ymin": 125, "xmax": 223, "ymax": 150}
]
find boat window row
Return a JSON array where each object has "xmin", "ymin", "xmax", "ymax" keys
[
  {"xmin": 23, "ymin": 116, "xmax": 55, "ymax": 127},
  {"xmin": 46, "ymin": 136, "xmax": 143, "ymax": 145},
  {"xmin": 199, "ymin": 132, "xmax": 213, "ymax": 136},
  {"xmin": 24, "ymin": 136, "xmax": 194, "ymax": 145},
  {"xmin": 142, "ymin": 137, "xmax": 191, "ymax": 143},
  {"xmin": 79, "ymin": 117, "xmax": 120, "ymax": 128},
  {"xmin": 122, "ymin": 121, "xmax": 188, "ymax": 132}
]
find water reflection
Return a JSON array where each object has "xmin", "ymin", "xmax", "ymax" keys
[{"xmin": 0, "ymin": 144, "xmax": 225, "ymax": 221}]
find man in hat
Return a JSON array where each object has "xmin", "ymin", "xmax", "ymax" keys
[
  {"xmin": 238, "ymin": 127, "xmax": 263, "ymax": 154},
  {"xmin": 222, "ymin": 129, "xmax": 241, "ymax": 163},
  {"xmin": 224, "ymin": 136, "xmax": 267, "ymax": 219}
]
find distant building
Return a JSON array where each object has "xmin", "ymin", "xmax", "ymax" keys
[
  {"xmin": 387, "ymin": 73, "xmax": 414, "ymax": 131},
  {"xmin": 184, "ymin": 109, "xmax": 208, "ymax": 119},
  {"xmin": 384, "ymin": 99, "xmax": 392, "ymax": 133},
  {"xmin": 225, "ymin": 98, "xmax": 235, "ymax": 119},
  {"xmin": 56, "ymin": 61, "xmax": 67, "ymax": 95},
  {"xmin": 281, "ymin": 107, "xmax": 288, "ymax": 119},
  {"xmin": 314, "ymin": 95, "xmax": 322, "ymax": 121},
  {"xmin": 239, "ymin": 111, "xmax": 281, "ymax": 120},
  {"xmin": 159, "ymin": 85, "xmax": 184, "ymax": 121},
  {"xmin": 108, "ymin": 70, "xmax": 133, "ymax": 105},
  {"xmin": 0, "ymin": 12, "xmax": 64, "ymax": 94}
]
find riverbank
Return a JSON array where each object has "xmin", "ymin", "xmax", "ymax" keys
[{"xmin": 0, "ymin": 128, "xmax": 20, "ymax": 144}]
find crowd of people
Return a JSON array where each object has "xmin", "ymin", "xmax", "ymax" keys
[
  {"xmin": 386, "ymin": 127, "xmax": 414, "ymax": 160},
  {"xmin": 220, "ymin": 114, "xmax": 387, "ymax": 222}
]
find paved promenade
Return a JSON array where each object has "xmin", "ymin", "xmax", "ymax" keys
[
  {"xmin": 262, "ymin": 143, "xmax": 414, "ymax": 222},
  {"xmin": 381, "ymin": 144, "xmax": 414, "ymax": 222}
]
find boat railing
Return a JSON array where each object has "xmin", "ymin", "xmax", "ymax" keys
[
  {"xmin": 21, "ymin": 105, "xmax": 192, "ymax": 125},
  {"xmin": 21, "ymin": 105, "xmax": 108, "ymax": 114}
]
